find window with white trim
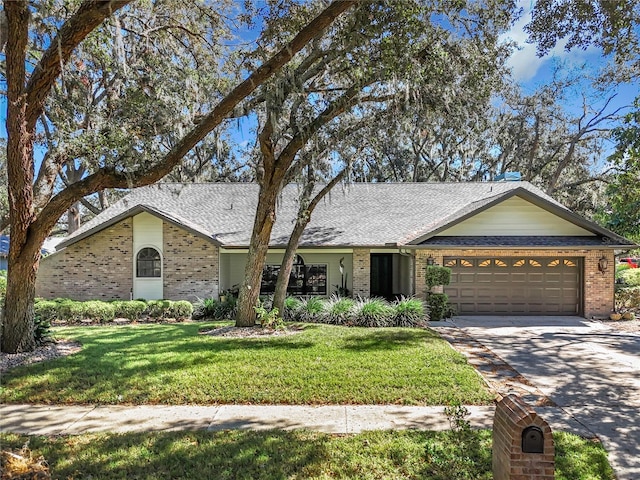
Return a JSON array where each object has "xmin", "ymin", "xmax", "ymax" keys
[{"xmin": 136, "ymin": 247, "xmax": 161, "ymax": 278}]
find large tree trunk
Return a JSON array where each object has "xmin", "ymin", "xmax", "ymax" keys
[
  {"xmin": 2, "ymin": 248, "xmax": 40, "ymax": 353},
  {"xmin": 272, "ymin": 218, "xmax": 308, "ymax": 315},
  {"xmin": 235, "ymin": 183, "xmax": 281, "ymax": 327}
]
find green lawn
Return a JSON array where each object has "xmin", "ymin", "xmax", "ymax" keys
[
  {"xmin": 0, "ymin": 323, "xmax": 493, "ymax": 405},
  {"xmin": 0, "ymin": 430, "xmax": 614, "ymax": 480}
]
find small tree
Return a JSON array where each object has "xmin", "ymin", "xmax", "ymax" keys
[{"xmin": 424, "ymin": 264, "xmax": 452, "ymax": 321}]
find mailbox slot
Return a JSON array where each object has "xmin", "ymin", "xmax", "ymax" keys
[{"xmin": 522, "ymin": 426, "xmax": 544, "ymax": 453}]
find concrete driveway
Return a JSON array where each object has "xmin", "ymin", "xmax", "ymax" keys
[{"xmin": 450, "ymin": 316, "xmax": 640, "ymax": 480}]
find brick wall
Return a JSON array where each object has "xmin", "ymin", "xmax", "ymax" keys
[
  {"xmin": 352, "ymin": 248, "xmax": 370, "ymax": 297},
  {"xmin": 36, "ymin": 219, "xmax": 134, "ymax": 300},
  {"xmin": 493, "ymin": 394, "xmax": 554, "ymax": 480},
  {"xmin": 163, "ymin": 223, "xmax": 219, "ymax": 301},
  {"xmin": 415, "ymin": 248, "xmax": 614, "ymax": 317}
]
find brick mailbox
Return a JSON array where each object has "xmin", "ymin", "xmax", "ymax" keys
[{"xmin": 493, "ymin": 394, "xmax": 555, "ymax": 480}]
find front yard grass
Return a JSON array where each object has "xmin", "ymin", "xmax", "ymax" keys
[
  {"xmin": 0, "ymin": 430, "xmax": 614, "ymax": 480},
  {"xmin": 0, "ymin": 323, "xmax": 492, "ymax": 405}
]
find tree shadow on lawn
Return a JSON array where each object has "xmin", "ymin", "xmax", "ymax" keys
[
  {"xmin": 1, "ymin": 429, "xmax": 610, "ymax": 480},
  {"xmin": 1, "ymin": 429, "xmax": 491, "ymax": 480},
  {"xmin": 340, "ymin": 328, "xmax": 442, "ymax": 352}
]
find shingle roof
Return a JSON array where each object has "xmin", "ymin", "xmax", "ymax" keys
[{"xmin": 58, "ymin": 181, "xmax": 632, "ymax": 249}]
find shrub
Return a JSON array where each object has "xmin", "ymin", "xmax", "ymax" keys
[
  {"xmin": 325, "ymin": 296, "xmax": 356, "ymax": 325},
  {"xmin": 111, "ymin": 300, "xmax": 147, "ymax": 320},
  {"xmin": 81, "ymin": 301, "xmax": 116, "ymax": 323},
  {"xmin": 193, "ymin": 298, "xmax": 216, "ymax": 320},
  {"xmin": 427, "ymin": 293, "xmax": 450, "ymax": 321},
  {"xmin": 615, "ymin": 286, "xmax": 640, "ymax": 311},
  {"xmin": 353, "ymin": 297, "xmax": 395, "ymax": 327},
  {"xmin": 425, "ymin": 265, "xmax": 451, "ymax": 290},
  {"xmin": 56, "ymin": 299, "xmax": 85, "ymax": 322},
  {"xmin": 218, "ymin": 296, "xmax": 237, "ymax": 319},
  {"xmin": 34, "ymin": 300, "xmax": 60, "ymax": 322},
  {"xmin": 621, "ymin": 269, "xmax": 640, "ymax": 287},
  {"xmin": 254, "ymin": 301, "xmax": 284, "ymax": 330},
  {"xmin": 298, "ymin": 296, "xmax": 327, "ymax": 323},
  {"xmin": 34, "ymin": 313, "xmax": 52, "ymax": 345},
  {"xmin": 168, "ymin": 300, "xmax": 194, "ymax": 319},
  {"xmin": 393, "ymin": 296, "xmax": 428, "ymax": 327},
  {"xmin": 283, "ymin": 296, "xmax": 303, "ymax": 321},
  {"xmin": 147, "ymin": 300, "xmax": 172, "ymax": 318}
]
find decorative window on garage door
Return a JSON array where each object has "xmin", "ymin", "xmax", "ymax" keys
[{"xmin": 443, "ymin": 256, "xmax": 582, "ymax": 315}]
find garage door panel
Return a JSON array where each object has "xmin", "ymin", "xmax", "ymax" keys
[{"xmin": 444, "ymin": 256, "xmax": 581, "ymax": 315}]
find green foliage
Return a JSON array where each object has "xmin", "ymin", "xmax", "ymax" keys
[
  {"xmin": 33, "ymin": 300, "xmax": 60, "ymax": 322},
  {"xmin": 0, "ymin": 429, "xmax": 613, "ymax": 480},
  {"xmin": 621, "ymin": 269, "xmax": 640, "ymax": 287},
  {"xmin": 616, "ymin": 262, "xmax": 631, "ymax": 277},
  {"xmin": 393, "ymin": 296, "xmax": 428, "ymax": 327},
  {"xmin": 33, "ymin": 298, "xmax": 195, "ymax": 323},
  {"xmin": 168, "ymin": 301, "xmax": 194, "ymax": 320},
  {"xmin": 254, "ymin": 301, "xmax": 284, "ymax": 330},
  {"xmin": 353, "ymin": 298, "xmax": 395, "ymax": 327},
  {"xmin": 111, "ymin": 301, "xmax": 147, "ymax": 320},
  {"xmin": 427, "ymin": 293, "xmax": 451, "ymax": 321},
  {"xmin": 2, "ymin": 324, "xmax": 492, "ymax": 405},
  {"xmin": 81, "ymin": 301, "xmax": 116, "ymax": 323},
  {"xmin": 193, "ymin": 297, "xmax": 236, "ymax": 320},
  {"xmin": 297, "ymin": 297, "xmax": 327, "ymax": 323},
  {"xmin": 325, "ymin": 296, "xmax": 356, "ymax": 325},
  {"xmin": 147, "ymin": 300, "xmax": 172, "ymax": 319},
  {"xmin": 0, "ymin": 272, "xmax": 6, "ymax": 299},
  {"xmin": 615, "ymin": 286, "xmax": 640, "ymax": 311},
  {"xmin": 425, "ymin": 265, "xmax": 452, "ymax": 290},
  {"xmin": 281, "ymin": 296, "xmax": 302, "ymax": 321},
  {"xmin": 193, "ymin": 298, "xmax": 217, "ymax": 320},
  {"xmin": 33, "ymin": 314, "xmax": 52, "ymax": 346},
  {"xmin": 426, "ymin": 403, "xmax": 489, "ymax": 480}
]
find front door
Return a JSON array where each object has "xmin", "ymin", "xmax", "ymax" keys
[{"xmin": 370, "ymin": 254, "xmax": 393, "ymax": 300}]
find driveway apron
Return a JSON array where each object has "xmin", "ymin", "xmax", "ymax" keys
[{"xmin": 449, "ymin": 316, "xmax": 640, "ymax": 480}]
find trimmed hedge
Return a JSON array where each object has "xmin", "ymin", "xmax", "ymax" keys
[{"xmin": 33, "ymin": 298, "xmax": 194, "ymax": 324}]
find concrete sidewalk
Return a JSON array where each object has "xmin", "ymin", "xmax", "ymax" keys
[{"xmin": 1, "ymin": 404, "xmax": 498, "ymax": 435}]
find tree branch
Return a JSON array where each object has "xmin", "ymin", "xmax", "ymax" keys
[
  {"xmin": 32, "ymin": 0, "xmax": 359, "ymax": 235},
  {"xmin": 25, "ymin": 0, "xmax": 133, "ymax": 131}
]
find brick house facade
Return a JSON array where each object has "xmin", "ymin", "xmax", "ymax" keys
[{"xmin": 36, "ymin": 183, "xmax": 633, "ymax": 316}]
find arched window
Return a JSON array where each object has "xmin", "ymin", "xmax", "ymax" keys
[{"xmin": 136, "ymin": 247, "xmax": 161, "ymax": 278}]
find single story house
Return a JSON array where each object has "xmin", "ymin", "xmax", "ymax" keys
[{"xmin": 36, "ymin": 181, "xmax": 636, "ymax": 317}]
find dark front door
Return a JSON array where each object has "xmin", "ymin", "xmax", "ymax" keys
[{"xmin": 370, "ymin": 254, "xmax": 393, "ymax": 299}]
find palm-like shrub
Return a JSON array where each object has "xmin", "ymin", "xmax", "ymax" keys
[
  {"xmin": 298, "ymin": 296, "xmax": 327, "ymax": 323},
  {"xmin": 325, "ymin": 295, "xmax": 356, "ymax": 325},
  {"xmin": 393, "ymin": 296, "xmax": 428, "ymax": 327},
  {"xmin": 283, "ymin": 296, "xmax": 303, "ymax": 321},
  {"xmin": 353, "ymin": 297, "xmax": 395, "ymax": 327}
]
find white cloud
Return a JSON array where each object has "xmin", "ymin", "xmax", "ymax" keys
[{"xmin": 500, "ymin": 1, "xmax": 590, "ymax": 84}]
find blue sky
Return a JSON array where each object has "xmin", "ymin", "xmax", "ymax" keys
[{"xmin": 501, "ymin": 0, "xmax": 638, "ymax": 111}]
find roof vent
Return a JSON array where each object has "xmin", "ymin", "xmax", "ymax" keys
[{"xmin": 495, "ymin": 172, "xmax": 522, "ymax": 182}]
